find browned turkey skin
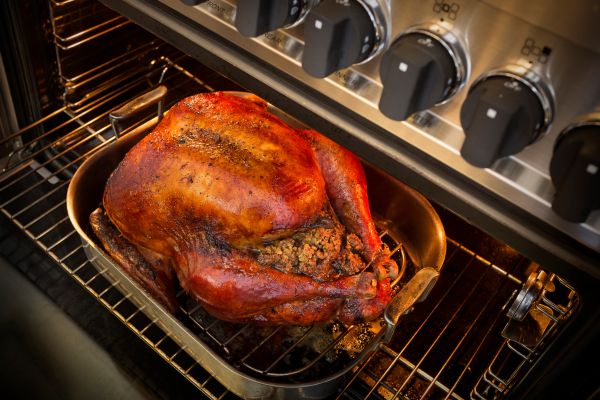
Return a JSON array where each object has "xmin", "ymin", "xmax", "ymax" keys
[{"xmin": 90, "ymin": 92, "xmax": 398, "ymax": 325}]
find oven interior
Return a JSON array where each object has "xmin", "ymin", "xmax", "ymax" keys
[{"xmin": 0, "ymin": 1, "xmax": 590, "ymax": 399}]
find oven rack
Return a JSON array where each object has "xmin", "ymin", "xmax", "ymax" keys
[
  {"xmin": 47, "ymin": 0, "xmax": 176, "ymax": 111},
  {"xmin": 1, "ymin": 46, "xmax": 580, "ymax": 399},
  {"xmin": 49, "ymin": 0, "xmax": 131, "ymax": 51}
]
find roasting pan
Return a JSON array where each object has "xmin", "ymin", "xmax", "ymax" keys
[{"xmin": 67, "ymin": 89, "xmax": 447, "ymax": 399}]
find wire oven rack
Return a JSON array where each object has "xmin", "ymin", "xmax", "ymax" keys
[{"xmin": 1, "ymin": 2, "xmax": 579, "ymax": 398}]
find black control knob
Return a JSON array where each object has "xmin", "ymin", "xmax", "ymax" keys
[
  {"xmin": 550, "ymin": 123, "xmax": 600, "ymax": 222},
  {"xmin": 235, "ymin": 0, "xmax": 305, "ymax": 37},
  {"xmin": 179, "ymin": 0, "xmax": 206, "ymax": 5},
  {"xmin": 302, "ymin": 0, "xmax": 376, "ymax": 78},
  {"xmin": 379, "ymin": 32, "xmax": 459, "ymax": 121},
  {"xmin": 460, "ymin": 74, "xmax": 549, "ymax": 168}
]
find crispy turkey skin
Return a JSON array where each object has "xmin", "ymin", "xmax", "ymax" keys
[{"xmin": 90, "ymin": 92, "xmax": 397, "ymax": 325}]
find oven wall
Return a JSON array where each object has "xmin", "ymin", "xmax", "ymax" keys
[{"xmin": 0, "ymin": 1, "xmax": 59, "ymax": 128}]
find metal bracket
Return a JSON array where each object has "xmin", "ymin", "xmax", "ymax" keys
[
  {"xmin": 109, "ymin": 85, "xmax": 167, "ymax": 138},
  {"xmin": 383, "ymin": 267, "xmax": 439, "ymax": 343}
]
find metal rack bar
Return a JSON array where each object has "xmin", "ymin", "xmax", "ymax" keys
[
  {"xmin": 51, "ymin": 2, "xmax": 109, "ymax": 24},
  {"xmin": 2, "ymin": 130, "xmax": 108, "ymax": 197},
  {"xmin": 443, "ymin": 301, "xmax": 511, "ymax": 399},
  {"xmin": 27, "ymin": 206, "xmax": 68, "ymax": 233},
  {"xmin": 58, "ymin": 242, "xmax": 84, "ymax": 263},
  {"xmin": 448, "ymin": 238, "xmax": 523, "ymax": 285},
  {"xmin": 260, "ymin": 327, "xmax": 317, "ymax": 373},
  {"xmin": 365, "ymin": 350, "xmax": 464, "ymax": 400},
  {"xmin": 54, "ymin": 17, "xmax": 131, "ymax": 51},
  {"xmin": 61, "ymin": 41, "xmax": 163, "ymax": 84},
  {"xmin": 0, "ymin": 107, "xmax": 68, "ymax": 147},
  {"xmin": 238, "ymin": 325, "xmax": 284, "ymax": 363},
  {"xmin": 64, "ymin": 65, "xmax": 164, "ymax": 111},
  {"xmin": 54, "ymin": 15, "xmax": 128, "ymax": 43},
  {"xmin": 84, "ymin": 266, "xmax": 108, "ymax": 286},
  {"xmin": 419, "ymin": 259, "xmax": 528, "ymax": 399},
  {"xmin": 390, "ymin": 260, "xmax": 522, "ymax": 400},
  {"xmin": 363, "ymin": 244, "xmax": 478, "ymax": 399},
  {"xmin": 1, "ymin": 100, "xmax": 115, "ymax": 175},
  {"xmin": 219, "ymin": 324, "xmax": 251, "ymax": 348},
  {"xmin": 45, "ymin": 229, "xmax": 78, "ymax": 252},
  {"xmin": 12, "ymin": 180, "xmax": 70, "ymax": 219},
  {"xmin": 334, "ymin": 242, "xmax": 463, "ymax": 399},
  {"xmin": 64, "ymin": 54, "xmax": 189, "ymax": 114},
  {"xmin": 1, "ymin": 138, "xmax": 112, "ymax": 209}
]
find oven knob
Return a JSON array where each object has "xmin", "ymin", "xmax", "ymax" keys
[
  {"xmin": 302, "ymin": 0, "xmax": 385, "ymax": 78},
  {"xmin": 235, "ymin": 0, "xmax": 309, "ymax": 37},
  {"xmin": 550, "ymin": 121, "xmax": 600, "ymax": 222},
  {"xmin": 179, "ymin": 0, "xmax": 206, "ymax": 5},
  {"xmin": 379, "ymin": 28, "xmax": 467, "ymax": 121},
  {"xmin": 459, "ymin": 69, "xmax": 553, "ymax": 168}
]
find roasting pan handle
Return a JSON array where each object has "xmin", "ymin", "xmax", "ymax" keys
[
  {"xmin": 109, "ymin": 85, "xmax": 168, "ymax": 138},
  {"xmin": 383, "ymin": 267, "xmax": 439, "ymax": 343}
]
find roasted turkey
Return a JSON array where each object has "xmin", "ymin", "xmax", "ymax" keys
[{"xmin": 90, "ymin": 92, "xmax": 398, "ymax": 325}]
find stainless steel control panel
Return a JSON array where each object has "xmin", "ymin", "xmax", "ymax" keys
[{"xmin": 156, "ymin": 0, "xmax": 600, "ymax": 252}]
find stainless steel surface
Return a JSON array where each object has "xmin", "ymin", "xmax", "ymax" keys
[
  {"xmin": 481, "ymin": 0, "xmax": 600, "ymax": 53},
  {"xmin": 284, "ymin": 0, "xmax": 320, "ymax": 30},
  {"xmin": 354, "ymin": 0, "xmax": 391, "ymax": 64},
  {"xmin": 66, "ymin": 89, "xmax": 447, "ymax": 399},
  {"xmin": 109, "ymin": 85, "xmax": 167, "ymax": 137},
  {"xmin": 154, "ymin": 0, "xmax": 600, "ymax": 252}
]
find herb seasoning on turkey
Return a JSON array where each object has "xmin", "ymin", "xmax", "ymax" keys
[{"xmin": 90, "ymin": 92, "xmax": 398, "ymax": 325}]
